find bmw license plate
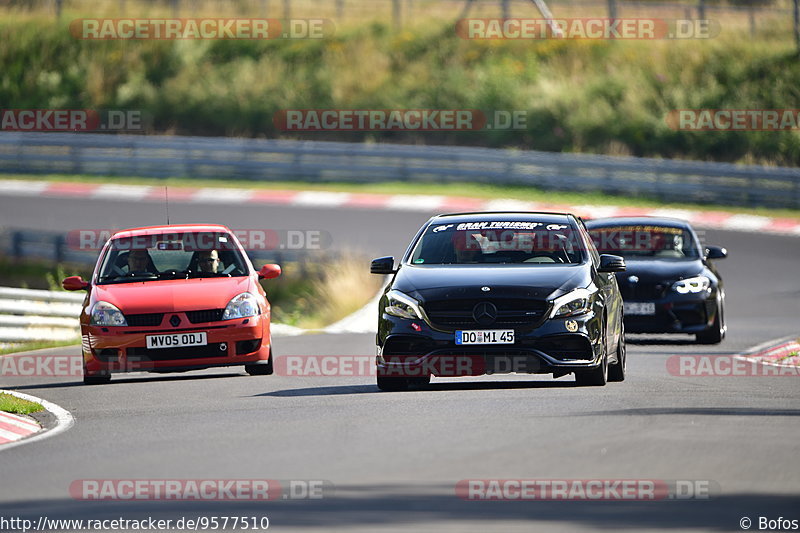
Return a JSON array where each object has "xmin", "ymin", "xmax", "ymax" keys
[
  {"xmin": 626, "ymin": 302, "xmax": 656, "ymax": 315},
  {"xmin": 456, "ymin": 330, "xmax": 515, "ymax": 345},
  {"xmin": 146, "ymin": 332, "xmax": 207, "ymax": 349}
]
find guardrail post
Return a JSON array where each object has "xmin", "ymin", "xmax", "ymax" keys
[
  {"xmin": 70, "ymin": 144, "xmax": 80, "ymax": 174},
  {"xmin": 795, "ymin": 0, "xmax": 800, "ymax": 52},
  {"xmin": 12, "ymin": 232, "xmax": 23, "ymax": 260},
  {"xmin": 794, "ymin": 176, "xmax": 800, "ymax": 209},
  {"xmin": 393, "ymin": 0, "xmax": 401, "ymax": 29},
  {"xmin": 54, "ymin": 235, "xmax": 66, "ymax": 264},
  {"xmin": 607, "ymin": 0, "xmax": 617, "ymax": 21}
]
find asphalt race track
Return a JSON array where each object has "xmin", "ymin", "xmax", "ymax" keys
[{"xmin": 1, "ymin": 193, "xmax": 799, "ymax": 532}]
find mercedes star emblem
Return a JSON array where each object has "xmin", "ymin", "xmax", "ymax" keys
[{"xmin": 473, "ymin": 302, "xmax": 498, "ymax": 326}]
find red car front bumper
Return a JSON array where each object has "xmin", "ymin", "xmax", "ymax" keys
[{"xmin": 82, "ymin": 314, "xmax": 271, "ymax": 375}]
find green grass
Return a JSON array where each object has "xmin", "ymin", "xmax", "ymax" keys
[
  {"xmin": 0, "ymin": 392, "xmax": 43, "ymax": 415},
  {"xmin": 3, "ymin": 174, "xmax": 799, "ymax": 219},
  {"xmin": 0, "ymin": 339, "xmax": 81, "ymax": 356},
  {"xmin": 0, "ymin": 257, "xmax": 93, "ymax": 291},
  {"xmin": 256, "ymin": 255, "xmax": 382, "ymax": 329},
  {"xmin": 1, "ymin": 16, "xmax": 798, "ymax": 165}
]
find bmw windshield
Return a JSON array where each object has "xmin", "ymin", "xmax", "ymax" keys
[
  {"xmin": 96, "ymin": 231, "xmax": 249, "ymax": 284},
  {"xmin": 588, "ymin": 225, "xmax": 700, "ymax": 260},
  {"xmin": 409, "ymin": 219, "xmax": 585, "ymax": 265}
]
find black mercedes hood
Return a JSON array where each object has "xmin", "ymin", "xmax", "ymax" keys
[{"xmin": 392, "ymin": 264, "xmax": 590, "ymax": 302}]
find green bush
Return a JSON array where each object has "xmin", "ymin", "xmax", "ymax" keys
[{"xmin": 1, "ymin": 18, "xmax": 798, "ymax": 164}]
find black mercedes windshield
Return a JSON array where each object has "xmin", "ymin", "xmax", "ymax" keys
[
  {"xmin": 409, "ymin": 219, "xmax": 584, "ymax": 265},
  {"xmin": 588, "ymin": 225, "xmax": 700, "ymax": 259},
  {"xmin": 96, "ymin": 231, "xmax": 249, "ymax": 284}
]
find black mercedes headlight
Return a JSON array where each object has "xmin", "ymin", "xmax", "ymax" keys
[{"xmin": 384, "ymin": 290, "xmax": 423, "ymax": 320}]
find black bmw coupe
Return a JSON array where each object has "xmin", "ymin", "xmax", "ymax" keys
[{"xmin": 585, "ymin": 216, "xmax": 727, "ymax": 344}]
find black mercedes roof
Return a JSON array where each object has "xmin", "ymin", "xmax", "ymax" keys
[{"xmin": 584, "ymin": 216, "xmax": 692, "ymax": 229}]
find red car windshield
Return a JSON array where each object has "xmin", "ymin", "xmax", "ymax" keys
[{"xmin": 96, "ymin": 231, "xmax": 249, "ymax": 284}]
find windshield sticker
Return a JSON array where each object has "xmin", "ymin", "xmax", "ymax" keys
[
  {"xmin": 592, "ymin": 225, "xmax": 683, "ymax": 235},
  {"xmin": 454, "ymin": 221, "xmax": 544, "ymax": 231},
  {"xmin": 432, "ymin": 224, "xmax": 454, "ymax": 233}
]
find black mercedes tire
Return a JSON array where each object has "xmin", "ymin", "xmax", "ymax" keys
[
  {"xmin": 377, "ymin": 376, "xmax": 410, "ymax": 391},
  {"xmin": 575, "ymin": 351, "xmax": 608, "ymax": 386}
]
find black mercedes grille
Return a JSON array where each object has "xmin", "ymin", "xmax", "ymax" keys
[
  {"xmin": 125, "ymin": 313, "xmax": 164, "ymax": 327},
  {"xmin": 186, "ymin": 309, "xmax": 225, "ymax": 324},
  {"xmin": 423, "ymin": 298, "xmax": 549, "ymax": 330}
]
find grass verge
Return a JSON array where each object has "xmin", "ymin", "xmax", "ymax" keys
[
  {"xmin": 0, "ymin": 339, "xmax": 81, "ymax": 357},
  {"xmin": 257, "ymin": 254, "xmax": 383, "ymax": 329},
  {"xmin": 0, "ymin": 392, "xmax": 43, "ymax": 415}
]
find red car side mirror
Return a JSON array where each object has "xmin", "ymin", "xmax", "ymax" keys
[
  {"xmin": 258, "ymin": 264, "xmax": 281, "ymax": 280},
  {"xmin": 62, "ymin": 276, "xmax": 90, "ymax": 291}
]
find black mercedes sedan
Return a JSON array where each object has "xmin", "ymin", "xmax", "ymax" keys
[
  {"xmin": 585, "ymin": 216, "xmax": 727, "ymax": 344},
  {"xmin": 370, "ymin": 212, "xmax": 627, "ymax": 390}
]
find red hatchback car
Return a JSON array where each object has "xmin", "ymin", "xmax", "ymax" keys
[{"xmin": 62, "ymin": 224, "xmax": 281, "ymax": 384}]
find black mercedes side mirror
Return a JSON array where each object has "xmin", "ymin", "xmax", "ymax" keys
[
  {"xmin": 598, "ymin": 254, "xmax": 626, "ymax": 273},
  {"xmin": 705, "ymin": 246, "xmax": 727, "ymax": 260},
  {"xmin": 370, "ymin": 256, "xmax": 396, "ymax": 275}
]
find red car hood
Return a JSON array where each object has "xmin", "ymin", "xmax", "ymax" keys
[{"xmin": 91, "ymin": 277, "xmax": 255, "ymax": 314}]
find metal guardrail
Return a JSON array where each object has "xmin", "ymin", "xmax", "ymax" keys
[
  {"xmin": 0, "ymin": 287, "xmax": 83, "ymax": 343},
  {"xmin": 1, "ymin": 132, "xmax": 799, "ymax": 208}
]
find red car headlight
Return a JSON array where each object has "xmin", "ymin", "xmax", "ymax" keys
[{"xmin": 222, "ymin": 293, "xmax": 260, "ymax": 320}]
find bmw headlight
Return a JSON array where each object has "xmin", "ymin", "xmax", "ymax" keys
[
  {"xmin": 672, "ymin": 276, "xmax": 710, "ymax": 294},
  {"xmin": 550, "ymin": 288, "xmax": 594, "ymax": 318},
  {"xmin": 384, "ymin": 290, "xmax": 424, "ymax": 320},
  {"xmin": 90, "ymin": 301, "xmax": 127, "ymax": 326},
  {"xmin": 222, "ymin": 293, "xmax": 260, "ymax": 320}
]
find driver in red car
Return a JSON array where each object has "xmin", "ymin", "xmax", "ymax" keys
[{"xmin": 127, "ymin": 249, "xmax": 154, "ymax": 273}]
